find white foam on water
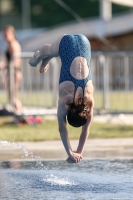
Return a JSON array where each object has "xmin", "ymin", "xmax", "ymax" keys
[{"xmin": 43, "ymin": 174, "xmax": 76, "ymax": 186}]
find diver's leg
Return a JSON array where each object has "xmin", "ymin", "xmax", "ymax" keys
[
  {"xmin": 29, "ymin": 34, "xmax": 66, "ymax": 67},
  {"xmin": 39, "ymin": 56, "xmax": 53, "ymax": 73},
  {"xmin": 29, "ymin": 44, "xmax": 51, "ymax": 67}
]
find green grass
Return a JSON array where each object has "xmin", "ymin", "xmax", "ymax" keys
[
  {"xmin": 1, "ymin": 91, "xmax": 133, "ymax": 111},
  {"xmin": 0, "ymin": 92, "xmax": 8, "ymax": 104},
  {"xmin": 94, "ymin": 91, "xmax": 133, "ymax": 111},
  {"xmin": 0, "ymin": 117, "xmax": 133, "ymax": 142},
  {"xmin": 20, "ymin": 91, "xmax": 133, "ymax": 110},
  {"xmin": 0, "ymin": 91, "xmax": 55, "ymax": 107},
  {"xmin": 19, "ymin": 91, "xmax": 55, "ymax": 107},
  {"xmin": 0, "ymin": 91, "xmax": 133, "ymax": 112}
]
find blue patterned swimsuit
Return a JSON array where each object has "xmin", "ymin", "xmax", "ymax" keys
[{"xmin": 59, "ymin": 34, "xmax": 92, "ymax": 96}]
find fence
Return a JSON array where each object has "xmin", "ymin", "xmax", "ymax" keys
[
  {"xmin": 91, "ymin": 51, "xmax": 133, "ymax": 113},
  {"xmin": 0, "ymin": 51, "xmax": 133, "ymax": 114}
]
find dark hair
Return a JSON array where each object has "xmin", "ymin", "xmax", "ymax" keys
[{"xmin": 67, "ymin": 98, "xmax": 91, "ymax": 127}]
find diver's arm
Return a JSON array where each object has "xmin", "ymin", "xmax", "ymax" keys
[
  {"xmin": 57, "ymin": 100, "xmax": 83, "ymax": 163},
  {"xmin": 76, "ymin": 100, "xmax": 94, "ymax": 155},
  {"xmin": 57, "ymin": 101, "xmax": 73, "ymax": 157}
]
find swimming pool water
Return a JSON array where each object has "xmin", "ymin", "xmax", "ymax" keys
[{"xmin": 0, "ymin": 159, "xmax": 133, "ymax": 200}]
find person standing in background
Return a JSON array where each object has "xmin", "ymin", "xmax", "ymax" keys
[{"xmin": 3, "ymin": 25, "xmax": 22, "ymax": 114}]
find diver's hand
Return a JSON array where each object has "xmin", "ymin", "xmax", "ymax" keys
[{"xmin": 66, "ymin": 152, "xmax": 82, "ymax": 163}]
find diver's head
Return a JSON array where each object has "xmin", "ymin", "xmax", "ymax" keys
[{"xmin": 67, "ymin": 97, "xmax": 92, "ymax": 127}]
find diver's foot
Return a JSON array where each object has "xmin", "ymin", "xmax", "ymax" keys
[
  {"xmin": 39, "ymin": 63, "xmax": 49, "ymax": 73},
  {"xmin": 29, "ymin": 50, "xmax": 43, "ymax": 67},
  {"xmin": 39, "ymin": 56, "xmax": 51, "ymax": 73}
]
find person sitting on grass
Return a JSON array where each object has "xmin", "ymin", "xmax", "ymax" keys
[{"xmin": 29, "ymin": 34, "xmax": 94, "ymax": 163}]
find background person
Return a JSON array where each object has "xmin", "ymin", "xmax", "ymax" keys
[
  {"xmin": 29, "ymin": 34, "xmax": 94, "ymax": 163},
  {"xmin": 3, "ymin": 25, "xmax": 22, "ymax": 114}
]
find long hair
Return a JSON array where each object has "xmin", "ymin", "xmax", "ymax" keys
[{"xmin": 67, "ymin": 97, "xmax": 92, "ymax": 127}]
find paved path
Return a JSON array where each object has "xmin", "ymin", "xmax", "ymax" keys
[{"xmin": 0, "ymin": 138, "xmax": 133, "ymax": 161}]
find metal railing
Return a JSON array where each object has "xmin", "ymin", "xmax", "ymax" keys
[{"xmin": 0, "ymin": 51, "xmax": 133, "ymax": 114}]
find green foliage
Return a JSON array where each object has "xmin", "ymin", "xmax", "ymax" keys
[
  {"xmin": 1, "ymin": 0, "xmax": 131, "ymax": 29},
  {"xmin": 31, "ymin": 0, "xmax": 99, "ymax": 28}
]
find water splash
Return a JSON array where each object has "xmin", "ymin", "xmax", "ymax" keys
[
  {"xmin": 0, "ymin": 140, "xmax": 44, "ymax": 170},
  {"xmin": 0, "ymin": 140, "xmax": 77, "ymax": 187},
  {"xmin": 43, "ymin": 174, "xmax": 76, "ymax": 186}
]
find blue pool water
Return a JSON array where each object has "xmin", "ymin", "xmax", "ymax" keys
[{"xmin": 0, "ymin": 159, "xmax": 133, "ymax": 200}]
